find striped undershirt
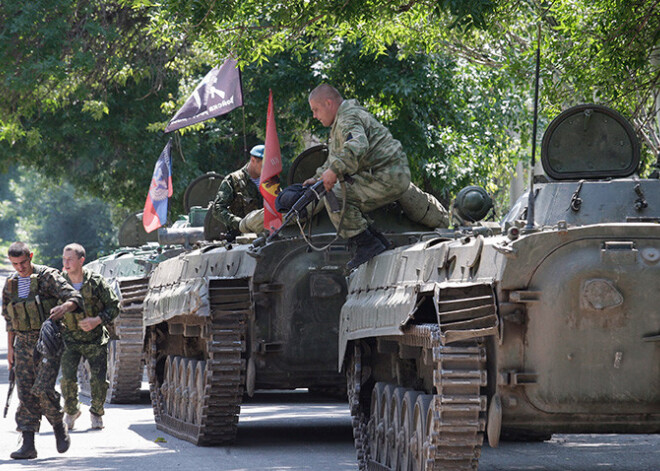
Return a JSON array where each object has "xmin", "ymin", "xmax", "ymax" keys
[
  {"xmin": 17, "ymin": 276, "xmax": 31, "ymax": 299},
  {"xmin": 73, "ymin": 282, "xmax": 83, "ymax": 291}
]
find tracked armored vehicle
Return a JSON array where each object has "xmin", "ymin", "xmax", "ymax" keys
[
  {"xmin": 339, "ymin": 104, "xmax": 660, "ymax": 470},
  {"xmin": 79, "ymin": 173, "xmax": 222, "ymax": 403},
  {"xmin": 142, "ymin": 145, "xmax": 446, "ymax": 445}
]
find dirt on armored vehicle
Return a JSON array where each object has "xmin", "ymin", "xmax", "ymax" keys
[
  {"xmin": 79, "ymin": 173, "xmax": 222, "ymax": 403},
  {"xmin": 339, "ymin": 104, "xmax": 660, "ymax": 470},
  {"xmin": 141, "ymin": 145, "xmax": 451, "ymax": 445}
]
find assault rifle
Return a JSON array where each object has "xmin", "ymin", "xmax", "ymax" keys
[
  {"xmin": 4, "ymin": 364, "xmax": 14, "ymax": 418},
  {"xmin": 269, "ymin": 180, "xmax": 340, "ymax": 244},
  {"xmin": 252, "ymin": 180, "xmax": 341, "ymax": 248}
]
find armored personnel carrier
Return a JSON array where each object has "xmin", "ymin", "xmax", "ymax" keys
[
  {"xmin": 339, "ymin": 104, "xmax": 660, "ymax": 470},
  {"xmin": 78, "ymin": 173, "xmax": 222, "ymax": 403},
  {"xmin": 141, "ymin": 145, "xmax": 447, "ymax": 445}
]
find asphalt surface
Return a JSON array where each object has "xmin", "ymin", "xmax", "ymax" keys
[{"xmin": 0, "ymin": 270, "xmax": 658, "ymax": 470}]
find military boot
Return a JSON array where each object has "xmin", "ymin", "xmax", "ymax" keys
[
  {"xmin": 64, "ymin": 410, "xmax": 81, "ymax": 430},
  {"xmin": 10, "ymin": 431, "xmax": 37, "ymax": 459},
  {"xmin": 91, "ymin": 412, "xmax": 104, "ymax": 430},
  {"xmin": 53, "ymin": 422, "xmax": 70, "ymax": 453},
  {"xmin": 347, "ymin": 229, "xmax": 387, "ymax": 270},
  {"xmin": 368, "ymin": 226, "xmax": 394, "ymax": 250}
]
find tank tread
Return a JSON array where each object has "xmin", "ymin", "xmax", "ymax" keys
[
  {"xmin": 427, "ymin": 335, "xmax": 486, "ymax": 471},
  {"xmin": 347, "ymin": 327, "xmax": 487, "ymax": 471},
  {"xmin": 151, "ymin": 280, "xmax": 250, "ymax": 445},
  {"xmin": 78, "ymin": 277, "xmax": 147, "ymax": 404},
  {"xmin": 106, "ymin": 278, "xmax": 149, "ymax": 403}
]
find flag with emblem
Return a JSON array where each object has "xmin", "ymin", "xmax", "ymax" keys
[
  {"xmin": 165, "ymin": 58, "xmax": 243, "ymax": 133},
  {"xmin": 260, "ymin": 89, "xmax": 283, "ymax": 232},
  {"xmin": 143, "ymin": 140, "xmax": 173, "ymax": 233}
]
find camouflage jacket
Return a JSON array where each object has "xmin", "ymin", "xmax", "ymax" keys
[
  {"xmin": 212, "ymin": 164, "xmax": 263, "ymax": 231},
  {"xmin": 62, "ymin": 268, "xmax": 120, "ymax": 344},
  {"xmin": 2, "ymin": 264, "xmax": 83, "ymax": 333},
  {"xmin": 315, "ymin": 99, "xmax": 409, "ymax": 180}
]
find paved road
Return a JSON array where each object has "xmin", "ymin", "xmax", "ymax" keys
[{"xmin": 0, "ymin": 271, "xmax": 658, "ymax": 470}]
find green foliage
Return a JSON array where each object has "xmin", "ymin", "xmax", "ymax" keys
[
  {"xmin": 539, "ymin": 0, "xmax": 660, "ymax": 158},
  {"xmin": 139, "ymin": 0, "xmax": 498, "ymax": 65},
  {"xmin": 2, "ymin": 0, "xmax": 659, "ymax": 231},
  {"xmin": 0, "ymin": 1, "xmax": 171, "ymax": 143},
  {"xmin": 0, "ymin": 167, "xmax": 20, "ymax": 241},
  {"xmin": 5, "ymin": 168, "xmax": 116, "ymax": 268}
]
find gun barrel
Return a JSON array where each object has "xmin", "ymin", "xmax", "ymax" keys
[
  {"xmin": 158, "ymin": 227, "xmax": 205, "ymax": 246},
  {"xmin": 4, "ymin": 369, "xmax": 14, "ymax": 418}
]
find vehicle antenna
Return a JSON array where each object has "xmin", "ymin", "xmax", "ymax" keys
[{"xmin": 526, "ymin": 23, "xmax": 542, "ymax": 231}]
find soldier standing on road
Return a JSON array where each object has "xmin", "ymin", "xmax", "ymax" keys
[
  {"xmin": 60, "ymin": 243, "xmax": 119, "ymax": 431},
  {"xmin": 212, "ymin": 144, "xmax": 264, "ymax": 239},
  {"xmin": 305, "ymin": 84, "xmax": 411, "ymax": 269},
  {"xmin": 2, "ymin": 241, "xmax": 83, "ymax": 459}
]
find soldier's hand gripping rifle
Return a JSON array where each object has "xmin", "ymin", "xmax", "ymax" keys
[
  {"xmin": 252, "ymin": 180, "xmax": 342, "ymax": 248},
  {"xmin": 4, "ymin": 362, "xmax": 14, "ymax": 418},
  {"xmin": 266, "ymin": 180, "xmax": 342, "ymax": 244}
]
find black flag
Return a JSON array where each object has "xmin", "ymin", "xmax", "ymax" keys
[{"xmin": 165, "ymin": 58, "xmax": 243, "ymax": 133}]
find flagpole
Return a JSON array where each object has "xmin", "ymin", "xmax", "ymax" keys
[
  {"xmin": 241, "ymin": 105, "xmax": 248, "ymax": 158},
  {"xmin": 238, "ymin": 67, "xmax": 248, "ymax": 158}
]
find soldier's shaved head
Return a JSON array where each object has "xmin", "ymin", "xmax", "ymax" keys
[
  {"xmin": 309, "ymin": 84, "xmax": 343, "ymax": 127},
  {"xmin": 309, "ymin": 84, "xmax": 343, "ymax": 104}
]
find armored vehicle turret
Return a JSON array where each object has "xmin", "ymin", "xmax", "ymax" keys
[
  {"xmin": 141, "ymin": 145, "xmax": 448, "ymax": 445},
  {"xmin": 339, "ymin": 104, "xmax": 660, "ymax": 470}
]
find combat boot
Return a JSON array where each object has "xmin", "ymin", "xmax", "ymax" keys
[
  {"xmin": 368, "ymin": 226, "xmax": 394, "ymax": 250},
  {"xmin": 53, "ymin": 422, "xmax": 70, "ymax": 453},
  {"xmin": 91, "ymin": 412, "xmax": 104, "ymax": 430},
  {"xmin": 347, "ymin": 229, "xmax": 387, "ymax": 270},
  {"xmin": 10, "ymin": 431, "xmax": 37, "ymax": 459},
  {"xmin": 64, "ymin": 410, "xmax": 82, "ymax": 430}
]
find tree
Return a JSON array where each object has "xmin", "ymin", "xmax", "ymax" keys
[
  {"xmin": 6, "ymin": 168, "xmax": 116, "ymax": 268},
  {"xmin": 0, "ymin": 166, "xmax": 20, "ymax": 241},
  {"xmin": 140, "ymin": 0, "xmax": 660, "ymax": 158},
  {"xmin": 2, "ymin": 0, "xmax": 658, "ymax": 223}
]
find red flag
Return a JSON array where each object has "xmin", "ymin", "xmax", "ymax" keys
[
  {"xmin": 260, "ymin": 89, "xmax": 283, "ymax": 232},
  {"xmin": 143, "ymin": 140, "xmax": 173, "ymax": 233}
]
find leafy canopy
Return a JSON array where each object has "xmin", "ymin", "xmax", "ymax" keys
[{"xmin": 1, "ymin": 0, "xmax": 659, "ymax": 225}]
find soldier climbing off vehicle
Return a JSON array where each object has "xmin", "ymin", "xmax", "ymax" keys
[{"xmin": 304, "ymin": 84, "xmax": 412, "ymax": 269}]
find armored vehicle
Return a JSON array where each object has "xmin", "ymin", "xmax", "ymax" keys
[
  {"xmin": 78, "ymin": 173, "xmax": 222, "ymax": 403},
  {"xmin": 141, "ymin": 145, "xmax": 447, "ymax": 445},
  {"xmin": 339, "ymin": 104, "xmax": 660, "ymax": 470}
]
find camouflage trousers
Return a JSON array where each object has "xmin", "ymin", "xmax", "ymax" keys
[
  {"xmin": 60, "ymin": 342, "xmax": 108, "ymax": 416},
  {"xmin": 330, "ymin": 164, "xmax": 411, "ymax": 238},
  {"xmin": 13, "ymin": 330, "xmax": 64, "ymax": 432}
]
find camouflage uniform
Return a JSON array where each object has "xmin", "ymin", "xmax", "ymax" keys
[
  {"xmin": 60, "ymin": 268, "xmax": 120, "ymax": 417},
  {"xmin": 212, "ymin": 164, "xmax": 263, "ymax": 232},
  {"xmin": 315, "ymin": 99, "xmax": 411, "ymax": 238},
  {"xmin": 2, "ymin": 265, "xmax": 83, "ymax": 432}
]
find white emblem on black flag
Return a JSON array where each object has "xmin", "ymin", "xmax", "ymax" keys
[{"xmin": 165, "ymin": 58, "xmax": 243, "ymax": 133}]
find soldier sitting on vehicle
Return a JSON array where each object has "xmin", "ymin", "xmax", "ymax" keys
[
  {"xmin": 304, "ymin": 84, "xmax": 412, "ymax": 269},
  {"xmin": 212, "ymin": 144, "xmax": 264, "ymax": 240}
]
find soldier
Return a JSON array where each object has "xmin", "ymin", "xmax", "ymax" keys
[
  {"xmin": 305, "ymin": 84, "xmax": 411, "ymax": 269},
  {"xmin": 212, "ymin": 144, "xmax": 264, "ymax": 239},
  {"xmin": 60, "ymin": 243, "xmax": 120, "ymax": 431},
  {"xmin": 2, "ymin": 241, "xmax": 83, "ymax": 459}
]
